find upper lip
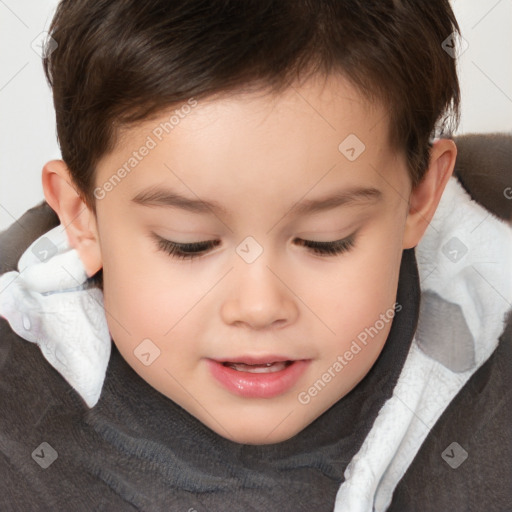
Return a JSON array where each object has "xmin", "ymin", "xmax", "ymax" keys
[{"xmin": 211, "ymin": 355, "xmax": 300, "ymax": 364}]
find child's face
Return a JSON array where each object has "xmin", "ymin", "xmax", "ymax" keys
[{"xmin": 92, "ymin": 74, "xmax": 413, "ymax": 444}]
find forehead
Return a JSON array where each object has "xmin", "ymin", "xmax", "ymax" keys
[
  {"xmin": 96, "ymin": 74, "xmax": 399, "ymax": 213},
  {"xmin": 111, "ymin": 73, "xmax": 389, "ymax": 153}
]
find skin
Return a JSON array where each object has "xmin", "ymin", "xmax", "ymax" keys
[{"xmin": 42, "ymin": 73, "xmax": 457, "ymax": 444}]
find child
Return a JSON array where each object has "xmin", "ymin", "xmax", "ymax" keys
[{"xmin": 1, "ymin": 1, "xmax": 511, "ymax": 510}]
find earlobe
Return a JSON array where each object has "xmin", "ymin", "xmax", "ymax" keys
[
  {"xmin": 402, "ymin": 139, "xmax": 457, "ymax": 249},
  {"xmin": 42, "ymin": 160, "xmax": 103, "ymax": 277}
]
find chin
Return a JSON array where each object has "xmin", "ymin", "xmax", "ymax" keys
[{"xmin": 208, "ymin": 416, "xmax": 306, "ymax": 445}]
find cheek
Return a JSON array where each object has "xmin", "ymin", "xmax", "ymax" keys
[
  {"xmin": 100, "ymin": 232, "xmax": 209, "ymax": 344},
  {"xmin": 99, "ymin": 231, "xmax": 169, "ymax": 335},
  {"xmin": 321, "ymin": 223, "xmax": 403, "ymax": 344}
]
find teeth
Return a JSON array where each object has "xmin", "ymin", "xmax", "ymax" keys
[{"xmin": 224, "ymin": 361, "xmax": 292, "ymax": 373}]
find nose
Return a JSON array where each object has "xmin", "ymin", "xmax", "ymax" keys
[{"xmin": 220, "ymin": 251, "xmax": 298, "ymax": 330}]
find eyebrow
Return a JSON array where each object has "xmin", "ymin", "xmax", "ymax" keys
[{"xmin": 131, "ymin": 185, "xmax": 382, "ymax": 217}]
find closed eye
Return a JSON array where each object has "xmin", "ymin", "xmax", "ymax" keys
[{"xmin": 152, "ymin": 232, "xmax": 357, "ymax": 260}]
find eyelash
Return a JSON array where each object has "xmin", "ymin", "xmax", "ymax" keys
[{"xmin": 153, "ymin": 233, "xmax": 357, "ymax": 260}]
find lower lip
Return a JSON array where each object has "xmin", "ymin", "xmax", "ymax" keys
[{"xmin": 206, "ymin": 359, "xmax": 311, "ymax": 398}]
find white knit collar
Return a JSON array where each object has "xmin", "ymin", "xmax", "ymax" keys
[{"xmin": 0, "ymin": 225, "xmax": 110, "ymax": 408}]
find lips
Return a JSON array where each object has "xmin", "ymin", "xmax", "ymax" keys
[{"xmin": 207, "ymin": 355, "xmax": 311, "ymax": 398}]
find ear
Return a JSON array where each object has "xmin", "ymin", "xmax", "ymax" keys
[
  {"xmin": 41, "ymin": 160, "xmax": 102, "ymax": 277},
  {"xmin": 402, "ymin": 138, "xmax": 457, "ymax": 249}
]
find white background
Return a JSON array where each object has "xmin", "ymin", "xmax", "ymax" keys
[{"xmin": 0, "ymin": 0, "xmax": 511, "ymax": 231}]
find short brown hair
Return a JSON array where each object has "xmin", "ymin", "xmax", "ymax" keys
[{"xmin": 43, "ymin": 0, "xmax": 461, "ymax": 213}]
